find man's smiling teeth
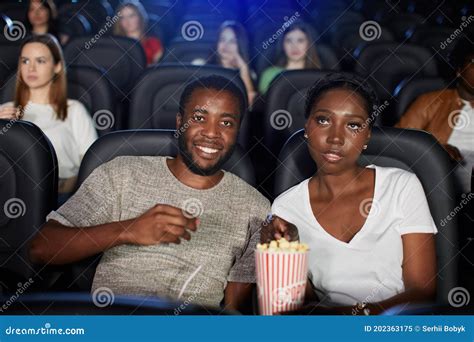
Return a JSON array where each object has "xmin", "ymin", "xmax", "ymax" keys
[{"xmin": 196, "ymin": 145, "xmax": 219, "ymax": 154}]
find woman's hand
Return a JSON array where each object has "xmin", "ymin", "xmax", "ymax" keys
[
  {"xmin": 260, "ymin": 215, "xmax": 299, "ymax": 243},
  {"xmin": 0, "ymin": 106, "xmax": 22, "ymax": 120},
  {"xmin": 443, "ymin": 144, "xmax": 463, "ymax": 162},
  {"xmin": 220, "ymin": 51, "xmax": 247, "ymax": 70}
]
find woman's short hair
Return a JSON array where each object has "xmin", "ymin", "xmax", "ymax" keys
[
  {"xmin": 15, "ymin": 34, "xmax": 68, "ymax": 120},
  {"xmin": 304, "ymin": 72, "xmax": 378, "ymax": 127}
]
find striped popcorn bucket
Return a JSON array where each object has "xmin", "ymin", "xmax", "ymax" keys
[{"xmin": 255, "ymin": 250, "xmax": 308, "ymax": 315}]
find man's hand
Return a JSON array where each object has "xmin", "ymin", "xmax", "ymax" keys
[
  {"xmin": 121, "ymin": 204, "xmax": 199, "ymax": 246},
  {"xmin": 260, "ymin": 215, "xmax": 299, "ymax": 243},
  {"xmin": 443, "ymin": 144, "xmax": 463, "ymax": 162}
]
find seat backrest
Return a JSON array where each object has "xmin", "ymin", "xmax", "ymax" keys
[
  {"xmin": 128, "ymin": 63, "xmax": 250, "ymax": 150},
  {"xmin": 58, "ymin": 0, "xmax": 114, "ymax": 33},
  {"xmin": 0, "ymin": 3, "xmax": 25, "ymax": 22},
  {"xmin": 331, "ymin": 23, "xmax": 394, "ymax": 52},
  {"xmin": 382, "ymin": 13, "xmax": 424, "ymax": 40},
  {"xmin": 67, "ymin": 65, "xmax": 116, "ymax": 135},
  {"xmin": 263, "ymin": 69, "xmax": 331, "ymax": 155},
  {"xmin": 160, "ymin": 40, "xmax": 214, "ymax": 64},
  {"xmin": 393, "ymin": 77, "xmax": 449, "ymax": 122},
  {"xmin": 0, "ymin": 65, "xmax": 115, "ymax": 135},
  {"xmin": 0, "ymin": 120, "xmax": 57, "ymax": 289},
  {"xmin": 63, "ymin": 36, "xmax": 146, "ymax": 97},
  {"xmin": 58, "ymin": 13, "xmax": 92, "ymax": 40},
  {"xmin": 274, "ymin": 127, "xmax": 458, "ymax": 305},
  {"xmin": 354, "ymin": 43, "xmax": 438, "ymax": 100},
  {"xmin": 0, "ymin": 14, "xmax": 22, "ymax": 86}
]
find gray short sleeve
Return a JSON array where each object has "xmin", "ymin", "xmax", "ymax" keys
[
  {"xmin": 46, "ymin": 160, "xmax": 119, "ymax": 227},
  {"xmin": 227, "ymin": 196, "xmax": 270, "ymax": 283}
]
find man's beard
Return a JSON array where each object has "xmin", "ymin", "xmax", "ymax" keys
[{"xmin": 178, "ymin": 132, "xmax": 236, "ymax": 176}]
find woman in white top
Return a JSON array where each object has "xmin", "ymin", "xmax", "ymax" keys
[
  {"xmin": 0, "ymin": 34, "xmax": 98, "ymax": 194},
  {"xmin": 262, "ymin": 72, "xmax": 437, "ymax": 315}
]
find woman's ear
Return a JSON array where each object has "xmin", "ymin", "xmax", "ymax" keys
[{"xmin": 54, "ymin": 62, "xmax": 62, "ymax": 75}]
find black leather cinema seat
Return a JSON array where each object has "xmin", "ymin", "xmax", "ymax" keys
[
  {"xmin": 0, "ymin": 14, "xmax": 22, "ymax": 86},
  {"xmin": 63, "ymin": 36, "xmax": 146, "ymax": 97},
  {"xmin": 0, "ymin": 120, "xmax": 57, "ymax": 292},
  {"xmin": 392, "ymin": 77, "xmax": 449, "ymax": 123},
  {"xmin": 160, "ymin": 40, "xmax": 214, "ymax": 65},
  {"xmin": 354, "ymin": 43, "xmax": 438, "ymax": 100},
  {"xmin": 128, "ymin": 64, "xmax": 251, "ymax": 150},
  {"xmin": 274, "ymin": 127, "xmax": 459, "ymax": 305}
]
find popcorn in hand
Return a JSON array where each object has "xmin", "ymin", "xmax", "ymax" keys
[{"xmin": 257, "ymin": 238, "xmax": 308, "ymax": 253}]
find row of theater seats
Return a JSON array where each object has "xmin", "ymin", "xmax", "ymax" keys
[
  {"xmin": 0, "ymin": 120, "xmax": 462, "ymax": 307},
  {"xmin": 0, "ymin": 0, "xmax": 462, "ymax": 89},
  {"xmin": 0, "ymin": 0, "xmax": 467, "ymax": 88},
  {"xmin": 0, "ymin": 44, "xmax": 451, "ymax": 154}
]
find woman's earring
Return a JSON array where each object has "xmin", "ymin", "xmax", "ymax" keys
[
  {"xmin": 363, "ymin": 144, "xmax": 368, "ymax": 150},
  {"xmin": 304, "ymin": 132, "xmax": 308, "ymax": 139}
]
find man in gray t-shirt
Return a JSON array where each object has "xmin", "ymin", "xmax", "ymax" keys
[{"xmin": 30, "ymin": 76, "xmax": 270, "ymax": 312}]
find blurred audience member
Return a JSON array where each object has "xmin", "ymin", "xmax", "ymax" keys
[
  {"xmin": 25, "ymin": 0, "xmax": 71, "ymax": 44},
  {"xmin": 211, "ymin": 21, "xmax": 256, "ymax": 105},
  {"xmin": 114, "ymin": 0, "xmax": 163, "ymax": 65},
  {"xmin": 259, "ymin": 21, "xmax": 322, "ymax": 94},
  {"xmin": 0, "ymin": 34, "xmax": 98, "ymax": 195},
  {"xmin": 396, "ymin": 34, "xmax": 474, "ymax": 192}
]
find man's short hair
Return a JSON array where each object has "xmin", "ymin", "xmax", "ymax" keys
[{"xmin": 179, "ymin": 75, "xmax": 246, "ymax": 121}]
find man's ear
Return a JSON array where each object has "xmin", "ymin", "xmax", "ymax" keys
[{"xmin": 176, "ymin": 113, "xmax": 182, "ymax": 130}]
